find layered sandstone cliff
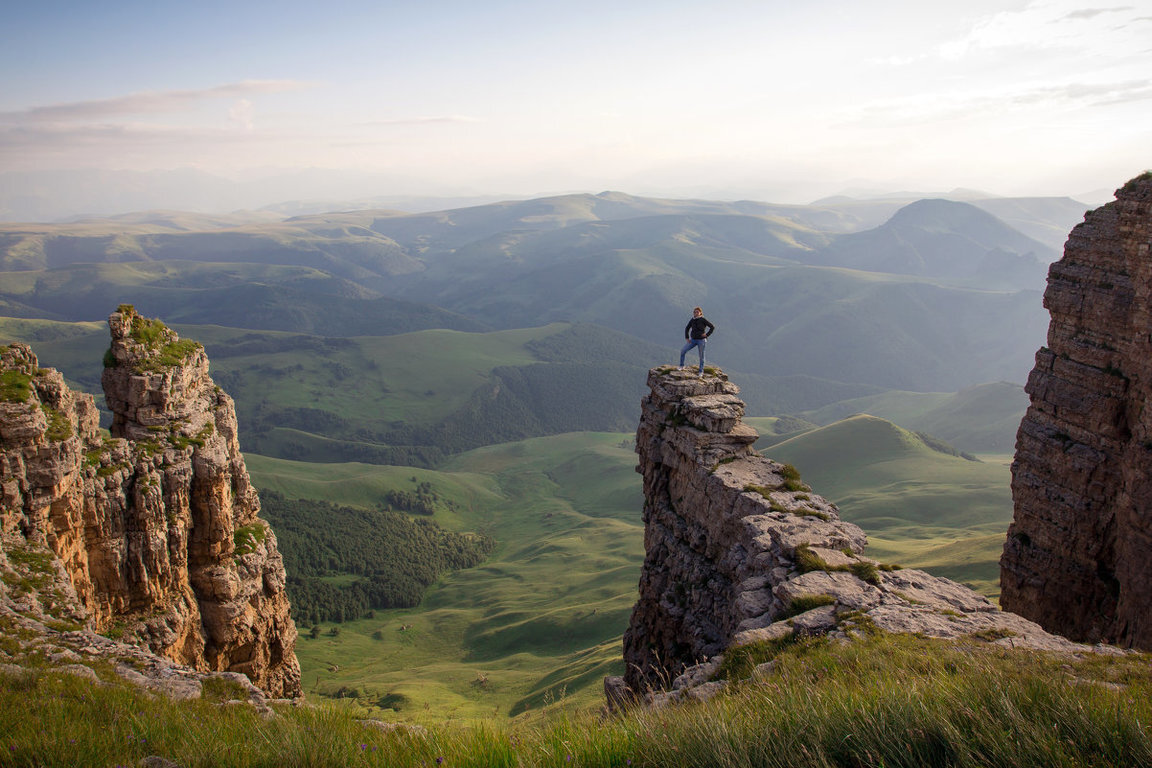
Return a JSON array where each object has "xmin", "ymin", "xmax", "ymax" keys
[
  {"xmin": 0, "ymin": 306, "xmax": 300, "ymax": 697},
  {"xmin": 1001, "ymin": 173, "xmax": 1152, "ymax": 649},
  {"xmin": 617, "ymin": 367, "xmax": 1082, "ymax": 702}
]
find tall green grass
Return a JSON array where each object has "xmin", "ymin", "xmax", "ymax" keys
[{"xmin": 4, "ymin": 634, "xmax": 1149, "ymax": 767}]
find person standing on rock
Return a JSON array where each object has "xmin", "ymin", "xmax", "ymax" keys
[{"xmin": 680, "ymin": 306, "xmax": 715, "ymax": 375}]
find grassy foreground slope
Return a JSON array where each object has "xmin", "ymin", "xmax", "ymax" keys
[
  {"xmin": 6, "ymin": 632, "xmax": 1151, "ymax": 767},
  {"xmin": 246, "ymin": 432, "xmax": 644, "ymax": 721},
  {"xmin": 765, "ymin": 415, "xmax": 1013, "ymax": 597}
]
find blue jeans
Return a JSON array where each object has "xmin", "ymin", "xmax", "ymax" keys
[{"xmin": 680, "ymin": 338, "xmax": 706, "ymax": 372}]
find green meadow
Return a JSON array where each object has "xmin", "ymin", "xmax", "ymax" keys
[
  {"xmin": 247, "ymin": 432, "xmax": 645, "ymax": 722},
  {"xmin": 192, "ymin": 323, "xmax": 553, "ymax": 427},
  {"xmin": 2, "ymin": 314, "xmax": 1023, "ymax": 719}
]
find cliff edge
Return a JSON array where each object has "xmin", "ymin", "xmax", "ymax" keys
[
  {"xmin": 0, "ymin": 306, "xmax": 300, "ymax": 697},
  {"xmin": 1002, "ymin": 172, "xmax": 1152, "ymax": 649},
  {"xmin": 614, "ymin": 367, "xmax": 1091, "ymax": 705}
]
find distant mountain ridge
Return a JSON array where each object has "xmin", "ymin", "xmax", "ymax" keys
[
  {"xmin": 809, "ymin": 199, "xmax": 1056, "ymax": 289},
  {"xmin": 0, "ymin": 189, "xmax": 1077, "ymax": 436}
]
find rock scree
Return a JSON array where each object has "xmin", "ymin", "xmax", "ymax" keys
[
  {"xmin": 610, "ymin": 366, "xmax": 1103, "ymax": 708},
  {"xmin": 0, "ymin": 306, "xmax": 300, "ymax": 697},
  {"xmin": 1001, "ymin": 172, "xmax": 1152, "ymax": 650}
]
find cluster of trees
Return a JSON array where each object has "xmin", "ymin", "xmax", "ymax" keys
[
  {"xmin": 381, "ymin": 481, "xmax": 447, "ymax": 516},
  {"xmin": 914, "ymin": 431, "xmax": 980, "ymax": 462},
  {"xmin": 260, "ymin": 491, "xmax": 494, "ymax": 626}
]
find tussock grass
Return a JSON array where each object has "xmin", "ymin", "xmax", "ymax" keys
[
  {"xmin": 0, "ymin": 369, "xmax": 32, "ymax": 402},
  {"xmin": 4, "ymin": 634, "xmax": 1150, "ymax": 767}
]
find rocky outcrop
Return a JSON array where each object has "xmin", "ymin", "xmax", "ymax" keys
[
  {"xmin": 0, "ymin": 306, "xmax": 300, "ymax": 697},
  {"xmin": 1001, "ymin": 173, "xmax": 1152, "ymax": 650},
  {"xmin": 616, "ymin": 367, "xmax": 1090, "ymax": 702}
]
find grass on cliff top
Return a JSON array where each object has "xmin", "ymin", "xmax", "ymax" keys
[{"xmin": 3, "ymin": 632, "xmax": 1150, "ymax": 767}]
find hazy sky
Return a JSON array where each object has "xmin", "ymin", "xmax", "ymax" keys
[{"xmin": 2, "ymin": 0, "xmax": 1150, "ymax": 202}]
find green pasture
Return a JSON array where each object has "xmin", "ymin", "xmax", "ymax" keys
[
  {"xmin": 799, "ymin": 381, "xmax": 1027, "ymax": 453},
  {"xmin": 247, "ymin": 432, "xmax": 645, "ymax": 722},
  {"xmin": 247, "ymin": 417, "xmax": 1016, "ymax": 722},
  {"xmin": 191, "ymin": 323, "xmax": 555, "ymax": 427}
]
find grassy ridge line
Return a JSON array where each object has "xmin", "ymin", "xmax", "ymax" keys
[
  {"xmin": 246, "ymin": 432, "xmax": 644, "ymax": 721},
  {"xmin": 765, "ymin": 415, "xmax": 1013, "ymax": 597},
  {"xmin": 797, "ymin": 381, "xmax": 1027, "ymax": 454}
]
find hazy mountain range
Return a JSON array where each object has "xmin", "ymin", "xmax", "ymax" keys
[{"xmin": 1, "ymin": 190, "xmax": 1080, "ymax": 396}]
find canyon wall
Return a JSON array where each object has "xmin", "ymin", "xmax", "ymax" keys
[
  {"xmin": 1001, "ymin": 173, "xmax": 1152, "ymax": 649},
  {"xmin": 0, "ymin": 306, "xmax": 300, "ymax": 696}
]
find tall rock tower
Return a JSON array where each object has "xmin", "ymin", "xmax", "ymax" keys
[
  {"xmin": 618, "ymin": 367, "xmax": 1054, "ymax": 703},
  {"xmin": 1001, "ymin": 173, "xmax": 1152, "ymax": 649},
  {"xmin": 1, "ymin": 306, "xmax": 300, "ymax": 696}
]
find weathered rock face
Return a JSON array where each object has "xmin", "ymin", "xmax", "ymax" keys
[
  {"xmin": 619, "ymin": 367, "xmax": 1082, "ymax": 700},
  {"xmin": 0, "ymin": 307, "xmax": 300, "ymax": 697},
  {"xmin": 1001, "ymin": 173, "xmax": 1152, "ymax": 650}
]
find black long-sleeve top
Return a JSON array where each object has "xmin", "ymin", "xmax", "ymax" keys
[{"xmin": 685, "ymin": 316, "xmax": 715, "ymax": 340}]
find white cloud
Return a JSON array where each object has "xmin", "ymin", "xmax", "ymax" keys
[
  {"xmin": 0, "ymin": 80, "xmax": 312, "ymax": 123},
  {"xmin": 229, "ymin": 99, "xmax": 255, "ymax": 131},
  {"xmin": 356, "ymin": 116, "xmax": 482, "ymax": 127},
  {"xmin": 938, "ymin": 1, "xmax": 1149, "ymax": 61}
]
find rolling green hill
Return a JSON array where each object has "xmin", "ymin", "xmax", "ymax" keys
[
  {"xmin": 0, "ymin": 260, "xmax": 484, "ymax": 335},
  {"xmin": 244, "ymin": 411, "xmax": 1016, "ymax": 719},
  {"xmin": 809, "ymin": 199, "xmax": 1056, "ymax": 289},
  {"xmin": 796, "ymin": 380, "xmax": 1028, "ymax": 453},
  {"xmin": 764, "ymin": 414, "xmax": 1013, "ymax": 597}
]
